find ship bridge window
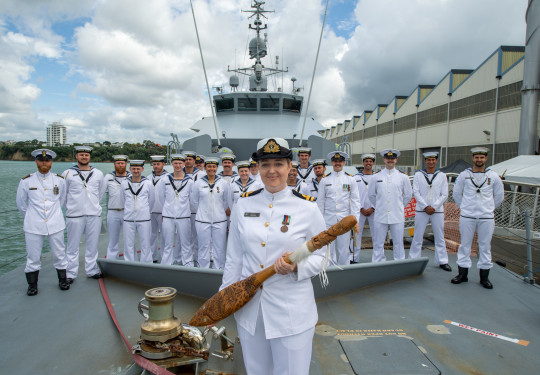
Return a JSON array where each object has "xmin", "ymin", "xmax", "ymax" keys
[
  {"xmin": 261, "ymin": 97, "xmax": 280, "ymax": 111},
  {"xmin": 283, "ymin": 98, "xmax": 302, "ymax": 113},
  {"xmin": 215, "ymin": 98, "xmax": 234, "ymax": 112},
  {"xmin": 238, "ymin": 97, "xmax": 258, "ymax": 111}
]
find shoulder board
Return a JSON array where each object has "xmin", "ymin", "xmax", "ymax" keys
[
  {"xmin": 241, "ymin": 188, "xmax": 263, "ymax": 198},
  {"xmin": 22, "ymin": 174, "xmax": 31, "ymax": 180},
  {"xmin": 400, "ymin": 170, "xmax": 407, "ymax": 174},
  {"xmin": 345, "ymin": 172, "xmax": 352, "ymax": 176},
  {"xmin": 292, "ymin": 189, "xmax": 316, "ymax": 202},
  {"xmin": 56, "ymin": 174, "xmax": 64, "ymax": 179},
  {"xmin": 325, "ymin": 172, "xmax": 331, "ymax": 177}
]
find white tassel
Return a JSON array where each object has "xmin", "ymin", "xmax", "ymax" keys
[
  {"xmin": 318, "ymin": 245, "xmax": 330, "ymax": 288},
  {"xmin": 288, "ymin": 242, "xmax": 310, "ymax": 264},
  {"xmin": 289, "ymin": 242, "xmax": 332, "ymax": 288}
]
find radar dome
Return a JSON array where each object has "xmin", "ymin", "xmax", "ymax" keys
[
  {"xmin": 249, "ymin": 37, "xmax": 267, "ymax": 59},
  {"xmin": 229, "ymin": 75, "xmax": 239, "ymax": 88}
]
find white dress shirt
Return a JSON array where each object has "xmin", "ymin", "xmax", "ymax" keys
[
  {"xmin": 368, "ymin": 168, "xmax": 412, "ymax": 224},
  {"xmin": 316, "ymin": 171, "xmax": 361, "ymax": 223},
  {"xmin": 354, "ymin": 172, "xmax": 376, "ymax": 210}
]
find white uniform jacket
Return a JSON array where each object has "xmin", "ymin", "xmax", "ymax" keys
[
  {"xmin": 157, "ymin": 174, "xmax": 194, "ymax": 219},
  {"xmin": 16, "ymin": 172, "xmax": 66, "ymax": 235},
  {"xmin": 229, "ymin": 178, "xmax": 263, "ymax": 209},
  {"xmin": 149, "ymin": 171, "xmax": 167, "ymax": 214},
  {"xmin": 368, "ymin": 168, "xmax": 412, "ymax": 224},
  {"xmin": 307, "ymin": 178, "xmax": 321, "ymax": 199},
  {"xmin": 191, "ymin": 175, "xmax": 230, "ymax": 223},
  {"xmin": 452, "ymin": 168, "xmax": 504, "ymax": 219},
  {"xmin": 297, "ymin": 163, "xmax": 316, "ymax": 183},
  {"xmin": 287, "ymin": 178, "xmax": 311, "ymax": 196},
  {"xmin": 317, "ymin": 171, "xmax": 360, "ymax": 223},
  {"xmin": 120, "ymin": 177, "xmax": 155, "ymax": 221},
  {"xmin": 249, "ymin": 173, "xmax": 262, "ymax": 184},
  {"xmin": 221, "ymin": 187, "xmax": 326, "ymax": 339},
  {"xmin": 184, "ymin": 167, "xmax": 204, "ymax": 182},
  {"xmin": 354, "ymin": 173, "xmax": 376, "ymax": 210},
  {"xmin": 101, "ymin": 171, "xmax": 131, "ymax": 209},
  {"xmin": 62, "ymin": 166, "xmax": 105, "ymax": 217},
  {"xmin": 413, "ymin": 169, "xmax": 448, "ymax": 212}
]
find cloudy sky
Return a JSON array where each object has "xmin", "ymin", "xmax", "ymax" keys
[{"xmin": 0, "ymin": 0, "xmax": 528, "ymax": 144}]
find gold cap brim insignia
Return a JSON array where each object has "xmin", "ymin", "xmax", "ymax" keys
[
  {"xmin": 263, "ymin": 139, "xmax": 280, "ymax": 154},
  {"xmin": 42, "ymin": 150, "xmax": 47, "ymax": 157},
  {"xmin": 388, "ymin": 151, "xmax": 393, "ymax": 156},
  {"xmin": 335, "ymin": 153, "xmax": 340, "ymax": 158}
]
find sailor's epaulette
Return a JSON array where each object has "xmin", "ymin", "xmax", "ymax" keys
[
  {"xmin": 241, "ymin": 188, "xmax": 263, "ymax": 198},
  {"xmin": 22, "ymin": 174, "xmax": 31, "ymax": 180},
  {"xmin": 292, "ymin": 189, "xmax": 316, "ymax": 202},
  {"xmin": 325, "ymin": 172, "xmax": 331, "ymax": 177},
  {"xmin": 56, "ymin": 174, "xmax": 64, "ymax": 179},
  {"xmin": 345, "ymin": 172, "xmax": 352, "ymax": 176}
]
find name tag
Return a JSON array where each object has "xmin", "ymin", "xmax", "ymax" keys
[
  {"xmin": 325, "ymin": 184, "xmax": 332, "ymax": 186},
  {"xmin": 244, "ymin": 212, "xmax": 260, "ymax": 217},
  {"xmin": 202, "ymin": 186, "xmax": 209, "ymax": 189},
  {"xmin": 233, "ymin": 191, "xmax": 239, "ymax": 194},
  {"xmin": 165, "ymin": 183, "xmax": 171, "ymax": 186},
  {"xmin": 29, "ymin": 187, "xmax": 37, "ymax": 190},
  {"xmin": 377, "ymin": 180, "xmax": 383, "ymax": 183}
]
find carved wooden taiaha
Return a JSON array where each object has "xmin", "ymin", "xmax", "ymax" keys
[{"xmin": 189, "ymin": 215, "xmax": 357, "ymax": 326}]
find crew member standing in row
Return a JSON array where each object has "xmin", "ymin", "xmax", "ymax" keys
[
  {"xmin": 149, "ymin": 155, "xmax": 167, "ymax": 263},
  {"xmin": 297, "ymin": 147, "xmax": 315, "ymax": 183},
  {"xmin": 229, "ymin": 160, "xmax": 262, "ymax": 211},
  {"xmin": 219, "ymin": 154, "xmax": 238, "ymax": 183},
  {"xmin": 317, "ymin": 151, "xmax": 360, "ymax": 265},
  {"xmin": 249, "ymin": 158, "xmax": 262, "ymax": 183},
  {"xmin": 62, "ymin": 146, "xmax": 104, "ymax": 283},
  {"xmin": 101, "ymin": 155, "xmax": 131, "ymax": 260},
  {"xmin": 409, "ymin": 152, "xmax": 451, "ymax": 271},
  {"xmin": 286, "ymin": 161, "xmax": 310, "ymax": 195},
  {"xmin": 16, "ymin": 149, "xmax": 70, "ymax": 295},
  {"xmin": 368, "ymin": 149, "xmax": 412, "ymax": 262},
  {"xmin": 307, "ymin": 159, "xmax": 327, "ymax": 199},
  {"xmin": 451, "ymin": 147, "xmax": 504, "ymax": 289},
  {"xmin": 352, "ymin": 154, "xmax": 377, "ymax": 263},
  {"xmin": 195, "ymin": 155, "xmax": 206, "ymax": 175},
  {"xmin": 184, "ymin": 151, "xmax": 201, "ymax": 264}
]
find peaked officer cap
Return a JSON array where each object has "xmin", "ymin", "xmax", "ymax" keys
[
  {"xmin": 32, "ymin": 149, "xmax": 56, "ymax": 160},
  {"xmin": 328, "ymin": 151, "xmax": 349, "ymax": 161},
  {"xmin": 252, "ymin": 138, "xmax": 292, "ymax": 161},
  {"xmin": 381, "ymin": 149, "xmax": 400, "ymax": 158}
]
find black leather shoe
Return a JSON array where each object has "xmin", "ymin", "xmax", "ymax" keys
[
  {"xmin": 451, "ymin": 266, "xmax": 468, "ymax": 284},
  {"xmin": 67, "ymin": 278, "xmax": 75, "ymax": 284},
  {"xmin": 350, "ymin": 261, "xmax": 358, "ymax": 264},
  {"xmin": 439, "ymin": 264, "xmax": 452, "ymax": 272},
  {"xmin": 479, "ymin": 269, "xmax": 493, "ymax": 289},
  {"xmin": 56, "ymin": 269, "xmax": 70, "ymax": 291},
  {"xmin": 89, "ymin": 273, "xmax": 103, "ymax": 279},
  {"xmin": 152, "ymin": 260, "xmax": 158, "ymax": 264},
  {"xmin": 25, "ymin": 271, "xmax": 39, "ymax": 296}
]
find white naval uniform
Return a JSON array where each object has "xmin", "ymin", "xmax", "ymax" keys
[
  {"xmin": 307, "ymin": 178, "xmax": 321, "ymax": 199},
  {"xmin": 221, "ymin": 187, "xmax": 326, "ymax": 375},
  {"xmin": 150, "ymin": 171, "xmax": 167, "ymax": 262},
  {"xmin": 316, "ymin": 171, "xmax": 361, "ymax": 265},
  {"xmin": 185, "ymin": 167, "xmax": 202, "ymax": 263},
  {"xmin": 229, "ymin": 178, "xmax": 263, "ymax": 211},
  {"xmin": 287, "ymin": 178, "xmax": 311, "ymax": 196},
  {"xmin": 452, "ymin": 168, "xmax": 504, "ymax": 269},
  {"xmin": 156, "ymin": 174, "xmax": 194, "ymax": 266},
  {"xmin": 101, "ymin": 171, "xmax": 131, "ymax": 260},
  {"xmin": 16, "ymin": 172, "xmax": 68, "ymax": 273},
  {"xmin": 297, "ymin": 163, "xmax": 316, "ymax": 183},
  {"xmin": 249, "ymin": 172, "xmax": 262, "ymax": 184},
  {"xmin": 120, "ymin": 176, "xmax": 155, "ymax": 263},
  {"xmin": 352, "ymin": 172, "xmax": 377, "ymax": 263},
  {"xmin": 62, "ymin": 166, "xmax": 105, "ymax": 279},
  {"xmin": 218, "ymin": 171, "xmax": 238, "ymax": 184},
  {"xmin": 190, "ymin": 175, "xmax": 230, "ymax": 269},
  {"xmin": 368, "ymin": 168, "xmax": 412, "ymax": 262},
  {"xmin": 409, "ymin": 170, "xmax": 449, "ymax": 264}
]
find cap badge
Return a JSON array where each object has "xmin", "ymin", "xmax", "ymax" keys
[
  {"xmin": 388, "ymin": 151, "xmax": 393, "ymax": 156},
  {"xmin": 335, "ymin": 153, "xmax": 340, "ymax": 158},
  {"xmin": 263, "ymin": 139, "xmax": 280, "ymax": 153},
  {"xmin": 42, "ymin": 150, "xmax": 47, "ymax": 157}
]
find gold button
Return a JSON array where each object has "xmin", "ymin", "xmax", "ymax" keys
[
  {"xmin": 269, "ymin": 204, "xmax": 273, "ymax": 208},
  {"xmin": 261, "ymin": 242, "xmax": 266, "ymax": 247},
  {"xmin": 260, "ymin": 264, "xmax": 264, "ymax": 269},
  {"xmin": 265, "ymin": 222, "xmax": 269, "ymax": 227}
]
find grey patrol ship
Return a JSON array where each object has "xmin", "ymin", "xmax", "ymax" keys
[{"xmin": 2, "ymin": 1, "xmax": 540, "ymax": 374}]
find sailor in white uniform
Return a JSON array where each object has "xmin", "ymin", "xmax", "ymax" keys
[
  {"xmin": 286, "ymin": 161, "xmax": 310, "ymax": 195},
  {"xmin": 149, "ymin": 155, "xmax": 167, "ymax": 263},
  {"xmin": 219, "ymin": 154, "xmax": 238, "ymax": 183},
  {"xmin": 307, "ymin": 159, "xmax": 327, "ymax": 199},
  {"xmin": 221, "ymin": 137, "xmax": 326, "ymax": 375},
  {"xmin": 62, "ymin": 145, "xmax": 105, "ymax": 282},
  {"xmin": 352, "ymin": 154, "xmax": 377, "ymax": 263},
  {"xmin": 156, "ymin": 154, "xmax": 194, "ymax": 266},
  {"xmin": 16, "ymin": 149, "xmax": 70, "ymax": 295},
  {"xmin": 249, "ymin": 158, "xmax": 262, "ymax": 183},
  {"xmin": 409, "ymin": 152, "xmax": 451, "ymax": 271},
  {"xmin": 296, "ymin": 147, "xmax": 316, "ymax": 183},
  {"xmin": 368, "ymin": 149, "xmax": 412, "ymax": 262},
  {"xmin": 184, "ymin": 151, "xmax": 202, "ymax": 264},
  {"xmin": 191, "ymin": 157, "xmax": 230, "ymax": 269},
  {"xmin": 229, "ymin": 160, "xmax": 263, "ymax": 211},
  {"xmin": 101, "ymin": 155, "xmax": 131, "ymax": 260},
  {"xmin": 195, "ymin": 154, "xmax": 206, "ymax": 177},
  {"xmin": 317, "ymin": 151, "xmax": 361, "ymax": 265},
  {"xmin": 451, "ymin": 147, "xmax": 504, "ymax": 289},
  {"xmin": 120, "ymin": 160, "xmax": 155, "ymax": 263}
]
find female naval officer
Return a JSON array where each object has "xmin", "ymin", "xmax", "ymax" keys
[{"xmin": 220, "ymin": 138, "xmax": 326, "ymax": 375}]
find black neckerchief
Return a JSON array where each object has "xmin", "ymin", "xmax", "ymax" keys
[
  {"xmin": 152, "ymin": 171, "xmax": 166, "ymax": 186},
  {"xmin": 235, "ymin": 178, "xmax": 254, "ymax": 193},
  {"xmin": 467, "ymin": 168, "xmax": 489, "ymax": 193},
  {"xmin": 127, "ymin": 176, "xmax": 146, "ymax": 196},
  {"xmin": 421, "ymin": 169, "xmax": 440, "ymax": 186},
  {"xmin": 71, "ymin": 166, "xmax": 94, "ymax": 187},
  {"xmin": 168, "ymin": 175, "xmax": 190, "ymax": 196},
  {"xmin": 312, "ymin": 179, "xmax": 319, "ymax": 192},
  {"xmin": 111, "ymin": 171, "xmax": 130, "ymax": 185},
  {"xmin": 297, "ymin": 163, "xmax": 313, "ymax": 181},
  {"xmin": 202, "ymin": 175, "xmax": 220, "ymax": 191}
]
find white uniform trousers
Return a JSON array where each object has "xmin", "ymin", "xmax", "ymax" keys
[
  {"xmin": 161, "ymin": 217, "xmax": 192, "ymax": 266},
  {"xmin": 150, "ymin": 213, "xmax": 162, "ymax": 262},
  {"xmin": 66, "ymin": 216, "xmax": 102, "ymax": 278},
  {"xmin": 409, "ymin": 212, "xmax": 448, "ymax": 264},
  {"xmin": 237, "ymin": 307, "xmax": 314, "ymax": 375},
  {"xmin": 372, "ymin": 222, "xmax": 405, "ymax": 262},
  {"xmin": 191, "ymin": 213, "xmax": 198, "ymax": 264},
  {"xmin": 106, "ymin": 210, "xmax": 124, "ymax": 260},
  {"xmin": 457, "ymin": 217, "xmax": 494, "ymax": 269},
  {"xmin": 123, "ymin": 220, "xmax": 153, "ymax": 263},
  {"xmin": 351, "ymin": 214, "xmax": 375, "ymax": 263},
  {"xmin": 325, "ymin": 219, "xmax": 352, "ymax": 265},
  {"xmin": 24, "ymin": 230, "xmax": 67, "ymax": 272},
  {"xmin": 195, "ymin": 221, "xmax": 227, "ymax": 269}
]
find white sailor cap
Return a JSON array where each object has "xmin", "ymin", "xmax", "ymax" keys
[
  {"xmin": 423, "ymin": 151, "xmax": 439, "ymax": 159},
  {"xmin": 249, "ymin": 158, "xmax": 257, "ymax": 165},
  {"xmin": 312, "ymin": 159, "xmax": 326, "ymax": 167},
  {"xmin": 170, "ymin": 154, "xmax": 186, "ymax": 161},
  {"xmin": 221, "ymin": 154, "xmax": 236, "ymax": 162},
  {"xmin": 362, "ymin": 153, "xmax": 376, "ymax": 161},
  {"xmin": 195, "ymin": 154, "xmax": 205, "ymax": 163},
  {"xmin": 129, "ymin": 160, "xmax": 145, "ymax": 167},
  {"xmin": 297, "ymin": 147, "xmax": 312, "ymax": 155},
  {"xmin": 74, "ymin": 145, "xmax": 93, "ymax": 154},
  {"xmin": 183, "ymin": 151, "xmax": 197, "ymax": 159},
  {"xmin": 471, "ymin": 147, "xmax": 489, "ymax": 156},
  {"xmin": 112, "ymin": 155, "xmax": 128, "ymax": 162},
  {"xmin": 252, "ymin": 138, "xmax": 292, "ymax": 161},
  {"xmin": 328, "ymin": 151, "xmax": 349, "ymax": 161},
  {"xmin": 150, "ymin": 155, "xmax": 166, "ymax": 162},
  {"xmin": 291, "ymin": 161, "xmax": 299, "ymax": 169},
  {"xmin": 381, "ymin": 149, "xmax": 400, "ymax": 158},
  {"xmin": 205, "ymin": 157, "xmax": 219, "ymax": 165},
  {"xmin": 31, "ymin": 149, "xmax": 56, "ymax": 160},
  {"xmin": 236, "ymin": 160, "xmax": 251, "ymax": 169}
]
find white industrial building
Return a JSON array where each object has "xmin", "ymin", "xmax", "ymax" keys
[
  {"xmin": 322, "ymin": 46, "xmax": 536, "ymax": 170},
  {"xmin": 46, "ymin": 122, "xmax": 67, "ymax": 146}
]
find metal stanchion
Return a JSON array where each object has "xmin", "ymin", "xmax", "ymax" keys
[{"xmin": 524, "ymin": 210, "xmax": 535, "ymax": 285}]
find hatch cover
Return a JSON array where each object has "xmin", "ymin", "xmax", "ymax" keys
[{"xmin": 339, "ymin": 336, "xmax": 440, "ymax": 375}]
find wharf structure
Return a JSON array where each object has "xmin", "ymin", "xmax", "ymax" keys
[{"xmin": 323, "ymin": 46, "xmax": 536, "ymax": 171}]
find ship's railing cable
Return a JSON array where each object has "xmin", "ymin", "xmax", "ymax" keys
[
  {"xmin": 0, "ymin": 209, "xmax": 19, "ymax": 214},
  {"xmin": 0, "ymin": 231, "xmax": 24, "ymax": 241}
]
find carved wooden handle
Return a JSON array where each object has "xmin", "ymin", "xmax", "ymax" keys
[{"xmin": 307, "ymin": 215, "xmax": 357, "ymax": 252}]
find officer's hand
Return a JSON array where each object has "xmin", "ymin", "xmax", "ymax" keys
[
  {"xmin": 425, "ymin": 206, "xmax": 435, "ymax": 215},
  {"xmin": 274, "ymin": 252, "xmax": 297, "ymax": 275},
  {"xmin": 225, "ymin": 208, "xmax": 231, "ymax": 216}
]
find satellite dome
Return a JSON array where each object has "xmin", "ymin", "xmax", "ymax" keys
[
  {"xmin": 229, "ymin": 75, "xmax": 239, "ymax": 88},
  {"xmin": 249, "ymin": 37, "xmax": 267, "ymax": 59}
]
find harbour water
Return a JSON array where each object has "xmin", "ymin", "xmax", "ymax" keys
[{"xmin": 0, "ymin": 160, "xmax": 113, "ymax": 276}]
